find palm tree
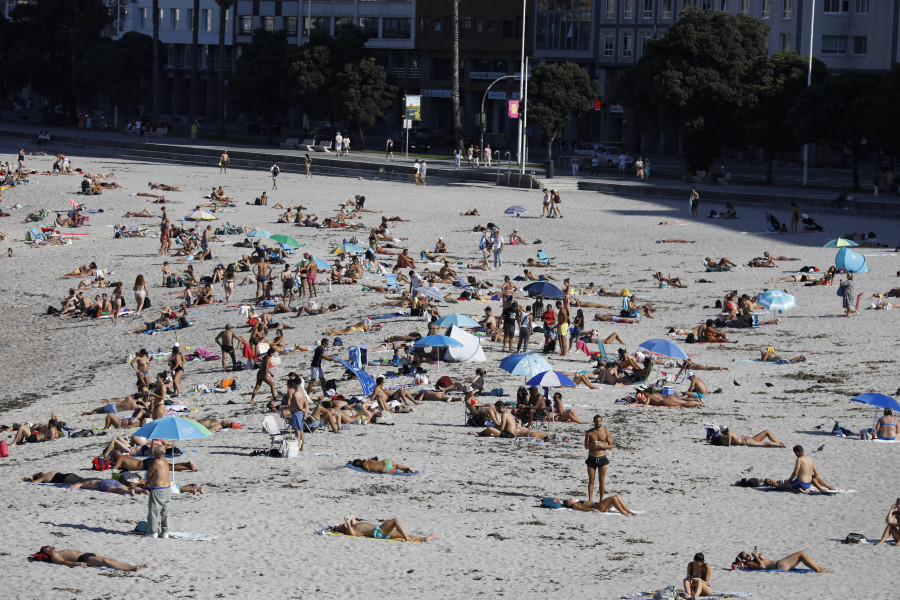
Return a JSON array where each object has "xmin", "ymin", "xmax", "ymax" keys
[
  {"xmin": 188, "ymin": 0, "xmax": 200, "ymax": 126},
  {"xmin": 451, "ymin": 0, "xmax": 463, "ymax": 153},
  {"xmin": 151, "ymin": 0, "xmax": 160, "ymax": 126},
  {"xmin": 214, "ymin": 0, "xmax": 233, "ymax": 138}
]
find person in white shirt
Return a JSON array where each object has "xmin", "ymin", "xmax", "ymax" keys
[{"xmin": 492, "ymin": 228, "xmax": 504, "ymax": 269}]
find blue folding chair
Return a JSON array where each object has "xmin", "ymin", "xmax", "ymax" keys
[
  {"xmin": 384, "ymin": 273, "xmax": 400, "ymax": 292},
  {"xmin": 621, "ymin": 296, "xmax": 642, "ymax": 319}
]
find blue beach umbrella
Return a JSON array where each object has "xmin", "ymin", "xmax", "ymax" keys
[
  {"xmin": 413, "ymin": 335, "xmax": 464, "ymax": 348},
  {"xmin": 247, "ymin": 229, "xmax": 271, "ymax": 238},
  {"xmin": 757, "ymin": 289, "xmax": 797, "ymax": 312},
  {"xmin": 499, "ymin": 353, "xmax": 553, "ymax": 379},
  {"xmin": 638, "ymin": 338, "xmax": 689, "ymax": 360},
  {"xmin": 523, "ymin": 281, "xmax": 564, "ymax": 298},
  {"xmin": 415, "ymin": 286, "xmax": 447, "ymax": 303},
  {"xmin": 526, "ymin": 370, "xmax": 576, "ymax": 388},
  {"xmin": 132, "ymin": 416, "xmax": 212, "ymax": 482},
  {"xmin": 504, "ymin": 205, "xmax": 529, "ymax": 215},
  {"xmin": 334, "ymin": 358, "xmax": 377, "ymax": 395},
  {"xmin": 850, "ymin": 393, "xmax": 900, "ymax": 412},
  {"xmin": 434, "ymin": 314, "xmax": 480, "ymax": 328}
]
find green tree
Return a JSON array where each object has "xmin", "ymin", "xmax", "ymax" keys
[
  {"xmin": 618, "ymin": 9, "xmax": 769, "ymax": 171},
  {"xmin": 861, "ymin": 65, "xmax": 900, "ymax": 165},
  {"xmin": 336, "ymin": 58, "xmax": 397, "ymax": 149},
  {"xmin": 287, "ymin": 28, "xmax": 369, "ymax": 134},
  {"xmin": 526, "ymin": 62, "xmax": 601, "ymax": 169},
  {"xmin": 231, "ymin": 29, "xmax": 291, "ymax": 142},
  {"xmin": 73, "ymin": 32, "xmax": 156, "ymax": 115},
  {"xmin": 741, "ymin": 51, "xmax": 828, "ymax": 184},
  {"xmin": 792, "ymin": 72, "xmax": 880, "ymax": 191}
]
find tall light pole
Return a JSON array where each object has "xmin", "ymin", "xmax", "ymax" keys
[
  {"xmin": 517, "ymin": 0, "xmax": 526, "ymax": 174},
  {"xmin": 802, "ymin": 0, "xmax": 816, "ymax": 187},
  {"xmin": 522, "ymin": 56, "xmax": 530, "ymax": 169}
]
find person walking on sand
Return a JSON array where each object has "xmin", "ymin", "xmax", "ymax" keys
[
  {"xmin": 250, "ymin": 348, "xmax": 278, "ymax": 404},
  {"xmin": 689, "ymin": 186, "xmax": 699, "ymax": 216},
  {"xmin": 270, "ymin": 162, "xmax": 279, "ymax": 190},
  {"xmin": 33, "ymin": 545, "xmax": 149, "ymax": 571},
  {"xmin": 413, "ymin": 159, "xmax": 421, "ymax": 185},
  {"xmin": 145, "ymin": 445, "xmax": 171, "ymax": 538},
  {"xmin": 840, "ymin": 273, "xmax": 856, "ymax": 316},
  {"xmin": 286, "ymin": 376, "xmax": 310, "ymax": 451},
  {"xmin": 585, "ymin": 414, "xmax": 613, "ymax": 502},
  {"xmin": 219, "ymin": 150, "xmax": 230, "ymax": 174},
  {"xmin": 215, "ymin": 324, "xmax": 239, "ymax": 372},
  {"xmin": 492, "ymin": 228, "xmax": 504, "ymax": 269}
]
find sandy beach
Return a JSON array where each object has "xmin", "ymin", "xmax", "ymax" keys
[{"xmin": 0, "ymin": 145, "xmax": 898, "ymax": 599}]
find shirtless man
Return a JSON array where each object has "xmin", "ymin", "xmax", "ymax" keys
[
  {"xmin": 130, "ymin": 349, "xmax": 152, "ymax": 389},
  {"xmin": 110, "ymin": 452, "xmax": 197, "ymax": 473},
  {"xmin": 760, "ymin": 348, "xmax": 807, "ymax": 363},
  {"xmin": 785, "ymin": 445, "xmax": 836, "ymax": 494},
  {"xmin": 34, "ymin": 545, "xmax": 149, "ymax": 571},
  {"xmin": 253, "ymin": 257, "xmax": 271, "ymax": 304},
  {"xmin": 250, "ymin": 348, "xmax": 278, "ymax": 404},
  {"xmin": 371, "ymin": 377, "xmax": 420, "ymax": 410},
  {"xmin": 336, "ymin": 513, "xmax": 434, "ymax": 543},
  {"xmin": 286, "ymin": 377, "xmax": 310, "ymax": 450},
  {"xmin": 82, "ymin": 393, "xmax": 146, "ymax": 415},
  {"xmin": 585, "ymin": 414, "xmax": 613, "ymax": 502},
  {"xmin": 194, "ymin": 418, "xmax": 239, "ymax": 432},
  {"xmin": 414, "ymin": 390, "xmax": 455, "ymax": 403},
  {"xmin": 145, "ymin": 445, "xmax": 172, "ymax": 538},
  {"xmin": 472, "ymin": 402, "xmax": 550, "ymax": 440},
  {"xmin": 12, "ymin": 417, "xmax": 63, "ymax": 445},
  {"xmin": 634, "ymin": 391, "xmax": 705, "ymax": 408},
  {"xmin": 683, "ymin": 373, "xmax": 709, "ymax": 399},
  {"xmin": 215, "ymin": 324, "xmax": 240, "ymax": 372},
  {"xmin": 523, "ymin": 269, "xmax": 557, "ymax": 282},
  {"xmin": 704, "ymin": 257, "xmax": 737, "ymax": 269}
]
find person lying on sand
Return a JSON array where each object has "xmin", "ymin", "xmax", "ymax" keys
[
  {"xmin": 12, "ymin": 416, "xmax": 64, "ymax": 445},
  {"xmin": 109, "ymin": 452, "xmax": 198, "ymax": 472},
  {"xmin": 60, "ymin": 263, "xmax": 98, "ymax": 279},
  {"xmin": 125, "ymin": 209, "xmax": 155, "ymax": 218},
  {"xmin": 68, "ymin": 478, "xmax": 148, "ymax": 495},
  {"xmin": 634, "ymin": 391, "xmax": 705, "ymax": 408},
  {"xmin": 677, "ymin": 359, "xmax": 729, "ymax": 372},
  {"xmin": 149, "ymin": 182, "xmax": 180, "ymax": 191},
  {"xmin": 763, "ymin": 251, "xmax": 800, "ymax": 261},
  {"xmin": 704, "ymin": 257, "xmax": 737, "ymax": 269},
  {"xmin": 325, "ymin": 319, "xmax": 374, "ymax": 336},
  {"xmin": 23, "ymin": 472, "xmax": 87, "ymax": 484},
  {"xmin": 710, "ymin": 429, "xmax": 786, "ymax": 447},
  {"xmin": 657, "ymin": 239, "xmax": 695, "ymax": 243},
  {"xmin": 460, "ymin": 209, "xmax": 481, "ymax": 216},
  {"xmin": 659, "ymin": 221, "xmax": 686, "ymax": 225},
  {"xmin": 733, "ymin": 548, "xmax": 831, "ymax": 573},
  {"xmin": 772, "ymin": 273, "xmax": 822, "ymax": 284},
  {"xmin": 525, "ymin": 257, "xmax": 557, "ymax": 268},
  {"xmin": 371, "ymin": 378, "xmax": 421, "ymax": 410},
  {"xmin": 562, "ymin": 497, "xmax": 637, "ymax": 516},
  {"xmin": 335, "ymin": 513, "xmax": 434, "ymax": 542},
  {"xmin": 33, "ymin": 545, "xmax": 150, "ymax": 571},
  {"xmin": 82, "ymin": 394, "xmax": 147, "ymax": 415},
  {"xmin": 349, "ymin": 458, "xmax": 417, "ymax": 474},
  {"xmin": 523, "ymin": 269, "xmax": 556, "ymax": 281},
  {"xmin": 193, "ymin": 418, "xmax": 240, "ymax": 432},
  {"xmin": 748, "ymin": 255, "xmax": 778, "ymax": 268},
  {"xmin": 655, "ymin": 272, "xmax": 687, "ymax": 287},
  {"xmin": 569, "ymin": 298, "xmax": 613, "ymax": 308},
  {"xmin": 760, "ymin": 348, "xmax": 807, "ymax": 363}
]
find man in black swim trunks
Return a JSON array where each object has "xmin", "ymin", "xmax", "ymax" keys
[
  {"xmin": 215, "ymin": 324, "xmax": 238, "ymax": 372},
  {"xmin": 35, "ymin": 545, "xmax": 149, "ymax": 571},
  {"xmin": 584, "ymin": 414, "xmax": 613, "ymax": 503}
]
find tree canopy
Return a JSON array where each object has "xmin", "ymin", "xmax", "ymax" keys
[
  {"xmin": 231, "ymin": 29, "xmax": 291, "ymax": 140},
  {"xmin": 336, "ymin": 58, "xmax": 397, "ymax": 149}
]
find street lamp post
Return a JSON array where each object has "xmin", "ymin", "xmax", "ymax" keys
[
  {"xmin": 802, "ymin": 0, "xmax": 816, "ymax": 187},
  {"xmin": 480, "ymin": 75, "xmax": 518, "ymax": 170},
  {"xmin": 517, "ymin": 0, "xmax": 526, "ymax": 174}
]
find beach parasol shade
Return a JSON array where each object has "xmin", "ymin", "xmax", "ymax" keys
[
  {"xmin": 526, "ymin": 370, "xmax": 576, "ymax": 388},
  {"xmin": 638, "ymin": 338, "xmax": 689, "ymax": 360},
  {"xmin": 332, "ymin": 244, "xmax": 365, "ymax": 254},
  {"xmin": 504, "ymin": 205, "xmax": 529, "ymax": 215},
  {"xmin": 246, "ymin": 229, "xmax": 271, "ymax": 238},
  {"xmin": 415, "ymin": 286, "xmax": 447, "ymax": 303},
  {"xmin": 185, "ymin": 210, "xmax": 217, "ymax": 221},
  {"xmin": 434, "ymin": 314, "xmax": 480, "ymax": 328},
  {"xmin": 756, "ymin": 290, "xmax": 797, "ymax": 311},
  {"xmin": 850, "ymin": 393, "xmax": 900, "ymax": 412},
  {"xmin": 413, "ymin": 334, "xmax": 464, "ymax": 348},
  {"xmin": 823, "ymin": 238, "xmax": 859, "ymax": 248},
  {"xmin": 270, "ymin": 234, "xmax": 301, "ymax": 248},
  {"xmin": 499, "ymin": 353, "xmax": 553, "ymax": 378},
  {"xmin": 523, "ymin": 281, "xmax": 564, "ymax": 298},
  {"xmin": 132, "ymin": 416, "xmax": 212, "ymax": 482}
]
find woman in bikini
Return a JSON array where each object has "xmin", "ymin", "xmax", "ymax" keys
[
  {"xmin": 683, "ymin": 553, "xmax": 712, "ymax": 600},
  {"xmin": 734, "ymin": 548, "xmax": 830, "ymax": 573},
  {"xmin": 562, "ymin": 496, "xmax": 638, "ymax": 515},
  {"xmin": 133, "ymin": 274, "xmax": 149, "ymax": 317},
  {"xmin": 349, "ymin": 458, "xmax": 417, "ymax": 474},
  {"xmin": 168, "ymin": 345, "xmax": 186, "ymax": 397},
  {"xmin": 250, "ymin": 348, "xmax": 278, "ymax": 404},
  {"xmin": 874, "ymin": 498, "xmax": 900, "ymax": 546},
  {"xmin": 223, "ymin": 264, "xmax": 236, "ymax": 304},
  {"xmin": 110, "ymin": 281, "xmax": 125, "ymax": 323}
]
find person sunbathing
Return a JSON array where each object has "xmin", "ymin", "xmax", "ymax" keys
[
  {"xmin": 704, "ymin": 257, "xmax": 736, "ymax": 269},
  {"xmin": 110, "ymin": 451, "xmax": 197, "ymax": 472},
  {"xmin": 12, "ymin": 416, "xmax": 64, "ymax": 444},
  {"xmin": 562, "ymin": 496, "xmax": 637, "ymax": 516},
  {"xmin": 523, "ymin": 268, "xmax": 557, "ymax": 281},
  {"xmin": 61, "ymin": 263, "xmax": 98, "ymax": 279},
  {"xmin": 625, "ymin": 297, "xmax": 655, "ymax": 318},
  {"xmin": 655, "ymin": 272, "xmax": 687, "ymax": 288},
  {"xmin": 467, "ymin": 259, "xmax": 491, "ymax": 271},
  {"xmin": 33, "ymin": 545, "xmax": 150, "ymax": 571},
  {"xmin": 593, "ymin": 314, "xmax": 640, "ymax": 324},
  {"xmin": 748, "ymin": 255, "xmax": 778, "ymax": 268},
  {"xmin": 549, "ymin": 392, "xmax": 583, "ymax": 423},
  {"xmin": 569, "ymin": 298, "xmax": 612, "ymax": 308},
  {"xmin": 460, "ymin": 209, "xmax": 481, "ymax": 216},
  {"xmin": 634, "ymin": 391, "xmax": 705, "ymax": 408},
  {"xmin": 67, "ymin": 478, "xmax": 147, "ymax": 495},
  {"xmin": 471, "ymin": 402, "xmax": 552, "ymax": 440},
  {"xmin": 659, "ymin": 221, "xmax": 686, "ymax": 225},
  {"xmin": 23, "ymin": 472, "xmax": 87, "ymax": 484},
  {"xmin": 697, "ymin": 320, "xmax": 737, "ymax": 343},
  {"xmin": 509, "ymin": 230, "xmax": 529, "ymax": 245},
  {"xmin": 711, "ymin": 429, "xmax": 785, "ymax": 447},
  {"xmin": 335, "ymin": 513, "xmax": 434, "ymax": 542},
  {"xmin": 874, "ymin": 498, "xmax": 900, "ymax": 546},
  {"xmin": 678, "ymin": 359, "xmax": 729, "ymax": 372},
  {"xmin": 772, "ymin": 273, "xmax": 821, "ymax": 284},
  {"xmin": 414, "ymin": 390, "xmax": 456, "ymax": 402},
  {"xmin": 125, "ymin": 209, "xmax": 155, "ymax": 218},
  {"xmin": 82, "ymin": 394, "xmax": 147, "ymax": 415},
  {"xmin": 103, "ymin": 408, "xmax": 149, "ymax": 429},
  {"xmin": 525, "ymin": 257, "xmax": 556, "ymax": 268},
  {"xmin": 194, "ymin": 418, "xmax": 239, "ymax": 432},
  {"xmin": 657, "ymin": 239, "xmax": 696, "ymax": 243},
  {"xmin": 763, "ymin": 251, "xmax": 800, "ymax": 261},
  {"xmin": 733, "ymin": 548, "xmax": 830, "ymax": 573},
  {"xmin": 349, "ymin": 458, "xmax": 417, "ymax": 474},
  {"xmin": 149, "ymin": 182, "xmax": 180, "ymax": 191},
  {"xmin": 760, "ymin": 349, "xmax": 807, "ymax": 363}
]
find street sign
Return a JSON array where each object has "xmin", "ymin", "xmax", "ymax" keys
[{"xmin": 403, "ymin": 119, "xmax": 412, "ymax": 129}]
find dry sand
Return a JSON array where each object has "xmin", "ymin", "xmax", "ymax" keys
[{"xmin": 0, "ymin": 147, "xmax": 898, "ymax": 599}]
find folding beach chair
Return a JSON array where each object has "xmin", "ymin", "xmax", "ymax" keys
[
  {"xmin": 621, "ymin": 296, "xmax": 642, "ymax": 319},
  {"xmin": 703, "ymin": 259, "xmax": 731, "ymax": 272},
  {"xmin": 261, "ymin": 415, "xmax": 298, "ymax": 458},
  {"xmin": 537, "ymin": 249, "xmax": 554, "ymax": 265},
  {"xmin": 26, "ymin": 227, "xmax": 48, "ymax": 242},
  {"xmin": 384, "ymin": 273, "xmax": 400, "ymax": 292}
]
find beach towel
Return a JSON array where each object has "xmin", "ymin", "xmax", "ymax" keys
[{"xmin": 342, "ymin": 464, "xmax": 418, "ymax": 476}]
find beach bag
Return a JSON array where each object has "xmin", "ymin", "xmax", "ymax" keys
[
  {"xmin": 279, "ymin": 438, "xmax": 299, "ymax": 459},
  {"xmin": 844, "ymin": 533, "xmax": 867, "ymax": 544},
  {"xmin": 685, "ymin": 333, "xmax": 696, "ymax": 344},
  {"xmin": 541, "ymin": 497, "xmax": 562, "ymax": 509},
  {"xmin": 837, "ymin": 285, "xmax": 845, "ymax": 297},
  {"xmin": 0, "ymin": 440, "xmax": 8, "ymax": 458},
  {"xmin": 736, "ymin": 477, "xmax": 761, "ymax": 488},
  {"xmin": 436, "ymin": 375, "xmax": 453, "ymax": 388},
  {"xmin": 653, "ymin": 587, "xmax": 677, "ymax": 600},
  {"xmin": 91, "ymin": 457, "xmax": 111, "ymax": 471},
  {"xmin": 413, "ymin": 373, "xmax": 429, "ymax": 386},
  {"xmin": 143, "ymin": 296, "xmax": 152, "ymax": 308}
]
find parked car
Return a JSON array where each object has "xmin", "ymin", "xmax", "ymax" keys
[
  {"xmin": 572, "ymin": 142, "xmax": 633, "ymax": 168},
  {"xmin": 245, "ymin": 119, "xmax": 282, "ymax": 136}
]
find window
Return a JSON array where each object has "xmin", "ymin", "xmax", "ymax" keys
[
  {"xmin": 382, "ymin": 18, "xmax": 411, "ymax": 39},
  {"xmin": 643, "ymin": 0, "xmax": 653, "ymax": 17},
  {"xmin": 739, "ymin": 0, "xmax": 749, "ymax": 12},
  {"xmin": 662, "ymin": 0, "xmax": 672, "ymax": 17},
  {"xmin": 140, "ymin": 7, "xmax": 147, "ymax": 29},
  {"xmin": 536, "ymin": 3, "xmax": 593, "ymax": 51},
  {"xmin": 782, "ymin": 0, "xmax": 792, "ymax": 18},
  {"xmin": 418, "ymin": 16, "xmax": 430, "ymax": 34},
  {"xmin": 285, "ymin": 16, "xmax": 297, "ymax": 35},
  {"xmin": 158, "ymin": 8, "xmax": 164, "ymax": 29},
  {"xmin": 461, "ymin": 16, "xmax": 472, "ymax": 34},
  {"xmin": 170, "ymin": 9, "xmax": 179, "ymax": 30},
  {"xmin": 700, "ymin": 0, "xmax": 713, "ymax": 10},
  {"xmin": 852, "ymin": 35, "xmax": 867, "ymax": 54},
  {"xmin": 824, "ymin": 0, "xmax": 849, "ymax": 13},
  {"xmin": 605, "ymin": 0, "xmax": 616, "ymax": 17},
  {"xmin": 604, "ymin": 33, "xmax": 615, "ymax": 56},
  {"xmin": 487, "ymin": 16, "xmax": 498, "ymax": 33},
  {"xmin": 335, "ymin": 17, "xmax": 354, "ymax": 34},
  {"xmin": 719, "ymin": 0, "xmax": 728, "ymax": 9},
  {"xmin": 359, "ymin": 17, "xmax": 379, "ymax": 37},
  {"xmin": 239, "ymin": 15, "xmax": 252, "ymax": 34},
  {"xmin": 624, "ymin": 0, "xmax": 634, "ymax": 18},
  {"xmin": 262, "ymin": 16, "xmax": 275, "ymax": 32},
  {"xmin": 622, "ymin": 33, "xmax": 633, "ymax": 57},
  {"xmin": 855, "ymin": 0, "xmax": 869, "ymax": 12},
  {"xmin": 308, "ymin": 16, "xmax": 331, "ymax": 33},
  {"xmin": 433, "ymin": 18, "xmax": 442, "ymax": 32},
  {"xmin": 203, "ymin": 9, "xmax": 212, "ymax": 32},
  {"xmin": 473, "ymin": 59, "xmax": 507, "ymax": 72},
  {"xmin": 431, "ymin": 58, "xmax": 452, "ymax": 80},
  {"xmin": 186, "ymin": 9, "xmax": 193, "ymax": 31},
  {"xmin": 760, "ymin": 0, "xmax": 770, "ymax": 18},
  {"xmin": 821, "ymin": 34, "xmax": 848, "ymax": 53},
  {"xmin": 474, "ymin": 19, "xmax": 483, "ymax": 33},
  {"xmin": 780, "ymin": 32, "xmax": 791, "ymax": 50},
  {"xmin": 503, "ymin": 15, "xmax": 514, "ymax": 36}
]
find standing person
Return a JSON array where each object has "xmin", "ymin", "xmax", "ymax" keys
[
  {"xmin": 492, "ymin": 227, "xmax": 504, "ymax": 269},
  {"xmin": 133, "ymin": 274, "xmax": 149, "ymax": 317},
  {"xmin": 840, "ymin": 273, "xmax": 855, "ymax": 317},
  {"xmin": 584, "ymin": 414, "xmax": 613, "ymax": 503},
  {"xmin": 308, "ymin": 338, "xmax": 338, "ymax": 395},
  {"xmin": 689, "ymin": 186, "xmax": 700, "ymax": 216},
  {"xmin": 479, "ymin": 230, "xmax": 493, "ymax": 262},
  {"xmin": 453, "ymin": 148, "xmax": 461, "ymax": 169},
  {"xmin": 683, "ymin": 553, "xmax": 713, "ymax": 600},
  {"xmin": 617, "ymin": 152, "xmax": 627, "ymax": 175},
  {"xmin": 253, "ymin": 256, "xmax": 271, "ymax": 304},
  {"xmin": 485, "ymin": 144, "xmax": 492, "ymax": 167},
  {"xmin": 420, "ymin": 159, "xmax": 428, "ymax": 185},
  {"xmin": 17, "ymin": 148, "xmax": 25, "ymax": 170},
  {"xmin": 500, "ymin": 275, "xmax": 517, "ymax": 309},
  {"xmin": 385, "ymin": 136, "xmax": 394, "ymax": 161},
  {"xmin": 556, "ymin": 300, "xmax": 569, "ymax": 357},
  {"xmin": 334, "ymin": 131, "xmax": 343, "ymax": 156},
  {"xmin": 280, "ymin": 264, "xmax": 295, "ymax": 309},
  {"xmin": 130, "ymin": 349, "xmax": 151, "ymax": 390},
  {"xmin": 287, "ymin": 377, "xmax": 310, "ymax": 451},
  {"xmin": 474, "ymin": 144, "xmax": 481, "ymax": 168},
  {"xmin": 219, "ymin": 150, "xmax": 230, "ymax": 173},
  {"xmin": 500, "ymin": 302, "xmax": 518, "ymax": 352},
  {"xmin": 110, "ymin": 281, "xmax": 125, "ymax": 324},
  {"xmin": 590, "ymin": 155, "xmax": 600, "ymax": 176},
  {"xmin": 215, "ymin": 324, "xmax": 238, "ymax": 372},
  {"xmin": 223, "ymin": 264, "xmax": 236, "ymax": 304},
  {"xmin": 201, "ymin": 225, "xmax": 211, "ymax": 256},
  {"xmin": 643, "ymin": 157, "xmax": 651, "ymax": 179},
  {"xmin": 304, "ymin": 154, "xmax": 312, "ymax": 179},
  {"xmin": 467, "ymin": 144, "xmax": 474, "ymax": 166},
  {"xmin": 541, "ymin": 188, "xmax": 551, "ymax": 217},
  {"xmin": 342, "ymin": 135, "xmax": 350, "ymax": 156},
  {"xmin": 517, "ymin": 305, "xmax": 533, "ymax": 352},
  {"xmin": 790, "ymin": 201, "xmax": 800, "ymax": 234},
  {"xmin": 189, "ymin": 121, "xmax": 199, "ymax": 142},
  {"xmin": 306, "ymin": 253, "xmax": 319, "ymax": 297},
  {"xmin": 250, "ymin": 348, "xmax": 278, "ymax": 404},
  {"xmin": 551, "ymin": 190, "xmax": 563, "ymax": 218},
  {"xmin": 168, "ymin": 344, "xmax": 185, "ymax": 397},
  {"xmin": 569, "ymin": 309, "xmax": 584, "ymax": 352},
  {"xmin": 145, "ymin": 445, "xmax": 171, "ymax": 538},
  {"xmin": 413, "ymin": 159, "xmax": 421, "ymax": 186},
  {"xmin": 270, "ymin": 162, "xmax": 280, "ymax": 190},
  {"xmin": 635, "ymin": 156, "xmax": 644, "ymax": 180}
]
